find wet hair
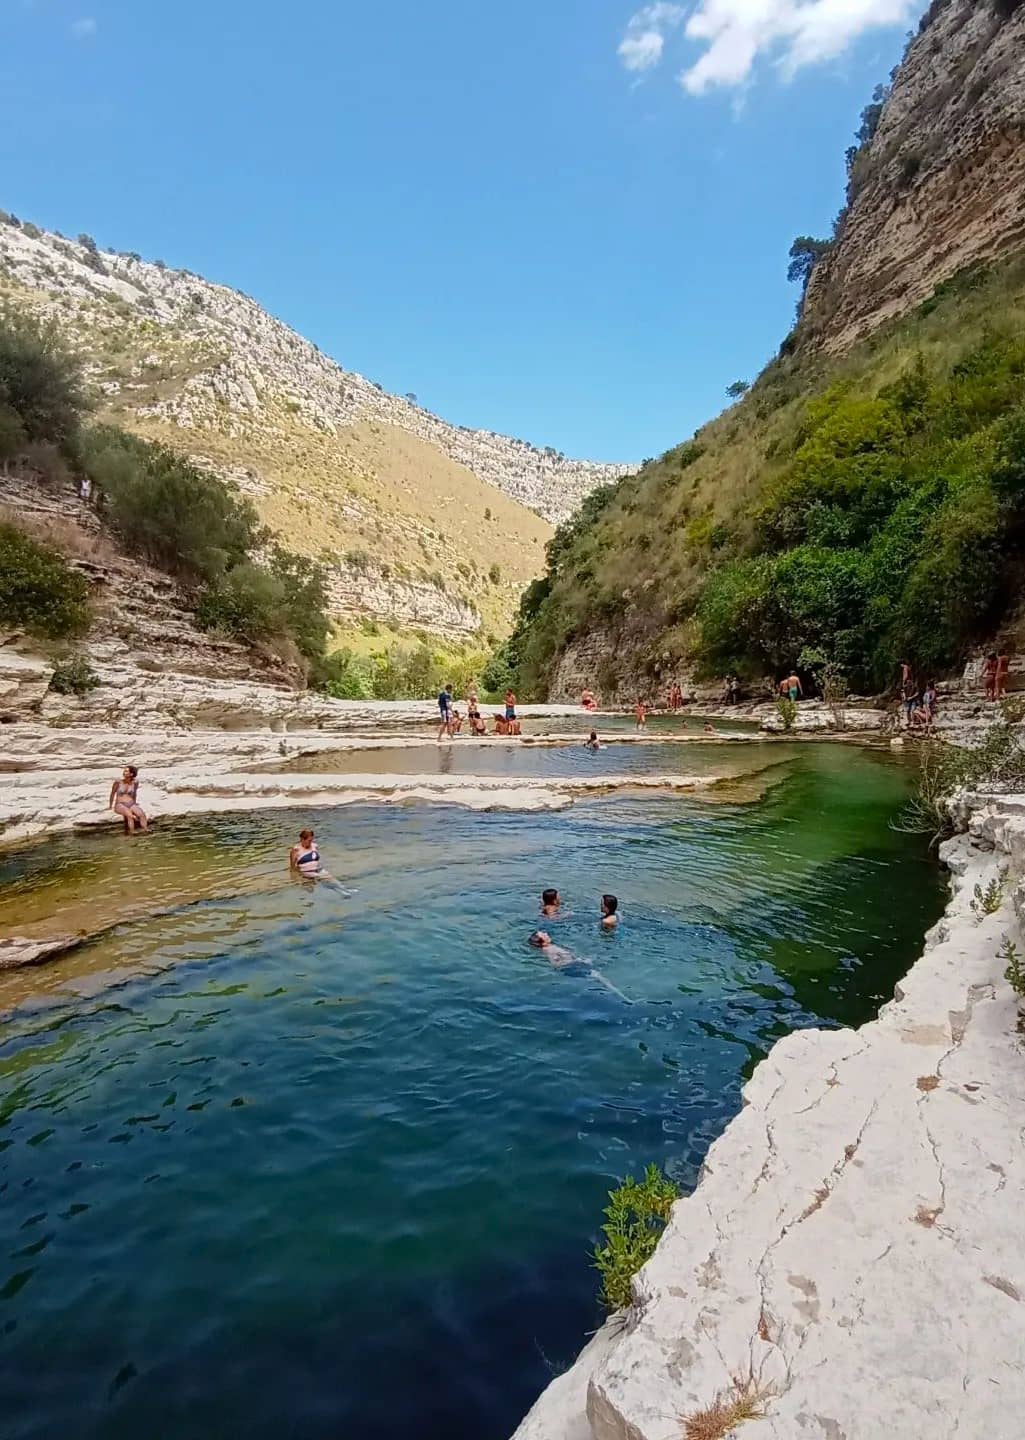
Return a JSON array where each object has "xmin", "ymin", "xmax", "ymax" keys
[
  {"xmin": 542, "ymin": 888, "xmax": 558, "ymax": 906},
  {"xmin": 125, "ymin": 765, "xmax": 138, "ymax": 779},
  {"xmin": 299, "ymin": 828, "xmax": 314, "ymax": 842},
  {"xmin": 601, "ymin": 894, "xmax": 618, "ymax": 914},
  {"xmin": 589, "ymin": 730, "xmax": 598, "ymax": 741},
  {"xmin": 528, "ymin": 931, "xmax": 547, "ymax": 948}
]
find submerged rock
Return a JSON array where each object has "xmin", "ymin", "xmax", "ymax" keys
[{"xmin": 0, "ymin": 935, "xmax": 84, "ymax": 970}]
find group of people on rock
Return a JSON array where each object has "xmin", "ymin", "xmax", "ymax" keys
[
  {"xmin": 899, "ymin": 662, "xmax": 939, "ymax": 731},
  {"xmin": 437, "ymin": 685, "xmax": 520, "ymax": 740}
]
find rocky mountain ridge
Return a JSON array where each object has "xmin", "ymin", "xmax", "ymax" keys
[
  {"xmin": 802, "ymin": 0, "xmax": 1025, "ymax": 353},
  {"xmin": 0, "ymin": 216, "xmax": 630, "ymax": 643},
  {"xmin": 0, "ymin": 219, "xmax": 628, "ymax": 523}
]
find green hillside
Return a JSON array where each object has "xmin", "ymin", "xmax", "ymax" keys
[{"xmin": 497, "ymin": 250, "xmax": 1025, "ymax": 698}]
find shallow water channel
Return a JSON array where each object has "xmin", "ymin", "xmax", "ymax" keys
[{"xmin": 0, "ymin": 741, "xmax": 945, "ymax": 1440}]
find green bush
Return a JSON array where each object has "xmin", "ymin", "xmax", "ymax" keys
[
  {"xmin": 316, "ymin": 649, "xmax": 373, "ymax": 700},
  {"xmin": 593, "ymin": 1164, "xmax": 678, "ymax": 1311},
  {"xmin": 48, "ymin": 654, "xmax": 100, "ymax": 695},
  {"xmin": 775, "ymin": 696, "xmax": 798, "ymax": 731},
  {"xmin": 195, "ymin": 563, "xmax": 287, "ymax": 642},
  {"xmin": 0, "ymin": 523, "xmax": 90, "ymax": 638},
  {"xmin": 0, "ymin": 309, "xmax": 85, "ymax": 449},
  {"xmin": 0, "ymin": 403, "xmax": 27, "ymax": 462},
  {"xmin": 82, "ymin": 427, "xmax": 261, "ymax": 584}
]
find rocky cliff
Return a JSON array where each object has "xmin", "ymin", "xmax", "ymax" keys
[
  {"xmin": 802, "ymin": 0, "xmax": 1025, "ymax": 353},
  {"xmin": 0, "ymin": 217, "xmax": 630, "ymax": 640}
]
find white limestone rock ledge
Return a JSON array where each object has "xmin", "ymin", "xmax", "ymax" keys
[
  {"xmin": 0, "ymin": 768, "xmax": 724, "ymax": 849},
  {"xmin": 513, "ymin": 803, "xmax": 1025, "ymax": 1440}
]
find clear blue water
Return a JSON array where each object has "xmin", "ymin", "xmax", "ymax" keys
[{"xmin": 0, "ymin": 744, "xmax": 945, "ymax": 1439}]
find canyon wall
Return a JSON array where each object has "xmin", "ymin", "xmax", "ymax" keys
[{"xmin": 802, "ymin": 0, "xmax": 1025, "ymax": 354}]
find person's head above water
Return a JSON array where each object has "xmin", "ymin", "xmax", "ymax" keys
[
  {"xmin": 589, "ymin": 730, "xmax": 598, "ymax": 742},
  {"xmin": 542, "ymin": 888, "xmax": 559, "ymax": 908},
  {"xmin": 601, "ymin": 894, "xmax": 618, "ymax": 915},
  {"xmin": 529, "ymin": 930, "xmax": 552, "ymax": 948},
  {"xmin": 299, "ymin": 828, "xmax": 315, "ymax": 845}
]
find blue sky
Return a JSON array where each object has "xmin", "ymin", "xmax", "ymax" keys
[{"xmin": 0, "ymin": 1, "xmax": 925, "ymax": 462}]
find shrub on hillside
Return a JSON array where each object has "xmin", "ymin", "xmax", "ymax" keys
[
  {"xmin": 82, "ymin": 427, "xmax": 261, "ymax": 584},
  {"xmin": 195, "ymin": 563, "xmax": 287, "ymax": 643},
  {"xmin": 0, "ymin": 309, "xmax": 85, "ymax": 449},
  {"xmin": 49, "ymin": 654, "xmax": 100, "ymax": 695},
  {"xmin": 0, "ymin": 523, "xmax": 90, "ymax": 638},
  {"xmin": 0, "ymin": 404, "xmax": 27, "ymax": 464}
]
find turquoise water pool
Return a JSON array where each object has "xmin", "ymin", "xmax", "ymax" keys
[{"xmin": 0, "ymin": 745, "xmax": 945, "ymax": 1439}]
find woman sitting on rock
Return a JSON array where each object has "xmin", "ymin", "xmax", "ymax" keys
[
  {"xmin": 109, "ymin": 766, "xmax": 148, "ymax": 834},
  {"xmin": 467, "ymin": 695, "xmax": 486, "ymax": 735}
]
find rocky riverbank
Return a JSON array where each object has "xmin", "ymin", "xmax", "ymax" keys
[{"xmin": 513, "ymin": 794, "xmax": 1025, "ymax": 1440}]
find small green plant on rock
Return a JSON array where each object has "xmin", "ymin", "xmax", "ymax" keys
[
  {"xmin": 1001, "ymin": 937, "xmax": 1025, "ymax": 999},
  {"xmin": 971, "ymin": 876, "xmax": 1004, "ymax": 919},
  {"xmin": 774, "ymin": 696, "xmax": 797, "ymax": 732},
  {"xmin": 48, "ymin": 654, "xmax": 100, "ymax": 695},
  {"xmin": 593, "ymin": 1163, "xmax": 678, "ymax": 1311}
]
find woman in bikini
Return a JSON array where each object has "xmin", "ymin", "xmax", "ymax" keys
[
  {"xmin": 109, "ymin": 766, "xmax": 148, "ymax": 833},
  {"xmin": 289, "ymin": 828, "xmax": 324, "ymax": 877}
]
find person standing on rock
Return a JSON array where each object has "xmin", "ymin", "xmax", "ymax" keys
[
  {"xmin": 109, "ymin": 766, "xmax": 148, "ymax": 834},
  {"xmin": 437, "ymin": 683, "xmax": 453, "ymax": 741}
]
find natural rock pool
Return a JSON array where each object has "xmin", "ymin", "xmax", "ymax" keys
[{"xmin": 0, "ymin": 744, "xmax": 945, "ymax": 1440}]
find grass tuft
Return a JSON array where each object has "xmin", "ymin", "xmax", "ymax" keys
[{"xmin": 682, "ymin": 1376, "xmax": 772, "ymax": 1440}]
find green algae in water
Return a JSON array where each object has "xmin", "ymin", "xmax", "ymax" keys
[{"xmin": 0, "ymin": 746, "xmax": 945, "ymax": 1440}]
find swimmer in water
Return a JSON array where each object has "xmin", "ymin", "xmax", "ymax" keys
[
  {"xmin": 704, "ymin": 722, "xmax": 715, "ymax": 735},
  {"xmin": 289, "ymin": 827, "xmax": 324, "ymax": 877},
  {"xmin": 600, "ymin": 894, "xmax": 619, "ymax": 930},
  {"xmin": 541, "ymin": 888, "xmax": 561, "ymax": 918},
  {"xmin": 528, "ymin": 931, "xmax": 632, "ymax": 1001},
  {"xmin": 584, "ymin": 730, "xmax": 601, "ymax": 751},
  {"xmin": 528, "ymin": 930, "xmax": 576, "ymax": 968}
]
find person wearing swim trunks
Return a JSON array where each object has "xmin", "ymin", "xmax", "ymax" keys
[
  {"xmin": 600, "ymin": 894, "xmax": 619, "ymax": 930},
  {"xmin": 504, "ymin": 689, "xmax": 517, "ymax": 722},
  {"xmin": 437, "ymin": 683, "xmax": 453, "ymax": 740},
  {"xmin": 289, "ymin": 828, "xmax": 323, "ymax": 876},
  {"xmin": 634, "ymin": 698, "xmax": 646, "ymax": 730},
  {"xmin": 108, "ymin": 766, "xmax": 148, "ymax": 834},
  {"xmin": 779, "ymin": 672, "xmax": 802, "ymax": 703}
]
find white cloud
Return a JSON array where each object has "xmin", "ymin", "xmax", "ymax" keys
[
  {"xmin": 618, "ymin": 1, "xmax": 922, "ymax": 94},
  {"xmin": 71, "ymin": 17, "xmax": 97, "ymax": 39},
  {"xmin": 618, "ymin": 3, "xmax": 686, "ymax": 73}
]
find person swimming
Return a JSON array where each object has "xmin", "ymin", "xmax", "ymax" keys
[
  {"xmin": 600, "ymin": 894, "xmax": 619, "ymax": 930},
  {"xmin": 585, "ymin": 730, "xmax": 601, "ymax": 751},
  {"xmin": 109, "ymin": 765, "xmax": 148, "ymax": 834},
  {"xmin": 528, "ymin": 931, "xmax": 631, "ymax": 1001},
  {"xmin": 541, "ymin": 888, "xmax": 561, "ymax": 918},
  {"xmin": 528, "ymin": 930, "xmax": 576, "ymax": 968},
  {"xmin": 289, "ymin": 828, "xmax": 324, "ymax": 876}
]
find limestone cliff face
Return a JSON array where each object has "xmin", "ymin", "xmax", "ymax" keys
[{"xmin": 802, "ymin": 0, "xmax": 1025, "ymax": 354}]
